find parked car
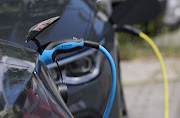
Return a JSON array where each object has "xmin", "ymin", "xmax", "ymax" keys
[
  {"xmin": 0, "ymin": 0, "xmax": 163, "ymax": 118},
  {"xmin": 0, "ymin": 0, "xmax": 127, "ymax": 117}
]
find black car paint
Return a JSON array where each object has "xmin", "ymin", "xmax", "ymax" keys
[
  {"xmin": 0, "ymin": 39, "xmax": 73, "ymax": 117},
  {"xmin": 0, "ymin": 0, "xmax": 123, "ymax": 118}
]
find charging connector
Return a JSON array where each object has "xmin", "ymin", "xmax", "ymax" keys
[{"xmin": 38, "ymin": 40, "xmax": 117, "ymax": 118}]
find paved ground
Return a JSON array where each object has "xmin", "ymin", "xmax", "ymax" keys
[
  {"xmin": 155, "ymin": 28, "xmax": 180, "ymax": 47},
  {"xmin": 121, "ymin": 58, "xmax": 180, "ymax": 118}
]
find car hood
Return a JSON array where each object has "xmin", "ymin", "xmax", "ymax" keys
[
  {"xmin": 0, "ymin": 0, "xmax": 95, "ymax": 49},
  {"xmin": 0, "ymin": 39, "xmax": 38, "ymax": 107}
]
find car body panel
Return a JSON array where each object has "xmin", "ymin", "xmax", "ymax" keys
[{"xmin": 0, "ymin": 39, "xmax": 73, "ymax": 118}]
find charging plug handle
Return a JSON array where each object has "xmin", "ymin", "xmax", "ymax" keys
[
  {"xmin": 39, "ymin": 40, "xmax": 100, "ymax": 64},
  {"xmin": 38, "ymin": 40, "xmax": 116, "ymax": 118}
]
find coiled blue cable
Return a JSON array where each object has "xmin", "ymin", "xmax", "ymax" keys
[{"xmin": 99, "ymin": 45, "xmax": 116, "ymax": 118}]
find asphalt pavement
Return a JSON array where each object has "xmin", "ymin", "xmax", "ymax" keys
[{"xmin": 121, "ymin": 58, "xmax": 180, "ymax": 118}]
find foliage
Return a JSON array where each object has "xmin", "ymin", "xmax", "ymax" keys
[{"xmin": 117, "ymin": 14, "xmax": 175, "ymax": 60}]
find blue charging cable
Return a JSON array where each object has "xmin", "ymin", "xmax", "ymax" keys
[
  {"xmin": 38, "ymin": 40, "xmax": 116, "ymax": 118},
  {"xmin": 99, "ymin": 45, "xmax": 116, "ymax": 118}
]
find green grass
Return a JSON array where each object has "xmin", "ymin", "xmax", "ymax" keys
[
  {"xmin": 116, "ymin": 12, "xmax": 180, "ymax": 60},
  {"xmin": 118, "ymin": 33, "xmax": 180, "ymax": 60}
]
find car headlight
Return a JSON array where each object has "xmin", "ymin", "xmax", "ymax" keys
[
  {"xmin": 48, "ymin": 49, "xmax": 102, "ymax": 85},
  {"xmin": 65, "ymin": 56, "xmax": 94, "ymax": 77}
]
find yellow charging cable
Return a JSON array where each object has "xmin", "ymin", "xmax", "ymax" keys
[
  {"xmin": 117, "ymin": 25, "xmax": 169, "ymax": 118},
  {"xmin": 139, "ymin": 32, "xmax": 169, "ymax": 118}
]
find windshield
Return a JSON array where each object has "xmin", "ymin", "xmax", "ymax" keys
[{"xmin": 0, "ymin": 0, "xmax": 69, "ymax": 49}]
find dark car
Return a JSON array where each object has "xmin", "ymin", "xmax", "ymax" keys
[
  {"xmin": 0, "ymin": 39, "xmax": 73, "ymax": 118},
  {"xmin": 0, "ymin": 0, "xmax": 163, "ymax": 118},
  {"xmin": 0, "ymin": 0, "xmax": 127, "ymax": 117}
]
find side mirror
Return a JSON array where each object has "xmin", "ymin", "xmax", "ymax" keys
[{"xmin": 25, "ymin": 16, "xmax": 60, "ymax": 54}]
